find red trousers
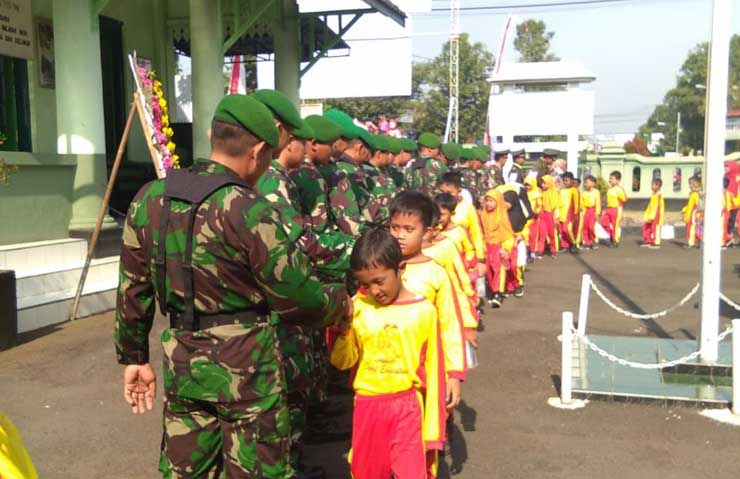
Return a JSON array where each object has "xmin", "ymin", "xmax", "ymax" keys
[
  {"xmin": 528, "ymin": 217, "xmax": 541, "ymax": 253},
  {"xmin": 485, "ymin": 243, "xmax": 520, "ymax": 293},
  {"xmin": 600, "ymin": 207, "xmax": 622, "ymax": 243},
  {"xmin": 350, "ymin": 390, "xmax": 425, "ymax": 479},
  {"xmin": 558, "ymin": 214, "xmax": 577, "ymax": 249},
  {"xmin": 537, "ymin": 211, "xmax": 559, "ymax": 253},
  {"xmin": 642, "ymin": 222, "xmax": 660, "ymax": 245},
  {"xmin": 581, "ymin": 207, "xmax": 597, "ymax": 246}
]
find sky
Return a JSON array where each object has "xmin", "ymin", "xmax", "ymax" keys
[{"xmin": 407, "ymin": 0, "xmax": 740, "ymax": 134}]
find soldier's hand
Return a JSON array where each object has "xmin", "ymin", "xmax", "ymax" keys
[
  {"xmin": 123, "ymin": 363, "xmax": 157, "ymax": 415},
  {"xmin": 464, "ymin": 328, "xmax": 479, "ymax": 348}
]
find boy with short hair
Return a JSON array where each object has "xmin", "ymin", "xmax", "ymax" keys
[
  {"xmin": 600, "ymin": 171, "xmax": 628, "ymax": 247},
  {"xmin": 682, "ymin": 175, "xmax": 703, "ymax": 248},
  {"xmin": 330, "ymin": 228, "xmax": 445, "ymax": 479},
  {"xmin": 642, "ymin": 178, "xmax": 665, "ymax": 249},
  {"xmin": 579, "ymin": 175, "xmax": 601, "ymax": 250},
  {"xmin": 524, "ymin": 176, "xmax": 543, "ymax": 259},
  {"xmin": 435, "ymin": 193, "xmax": 475, "ymax": 269},
  {"xmin": 558, "ymin": 172, "xmax": 580, "ymax": 253},
  {"xmin": 538, "ymin": 175, "xmax": 561, "ymax": 257}
]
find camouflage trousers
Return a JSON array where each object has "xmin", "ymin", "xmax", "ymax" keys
[
  {"xmin": 158, "ymin": 323, "xmax": 293, "ymax": 478},
  {"xmin": 277, "ymin": 324, "xmax": 313, "ymax": 470}
]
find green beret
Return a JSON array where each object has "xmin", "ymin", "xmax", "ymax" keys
[
  {"xmin": 303, "ymin": 115, "xmax": 342, "ymax": 143},
  {"xmin": 251, "ymin": 89, "xmax": 304, "ymax": 130},
  {"xmin": 357, "ymin": 129, "xmax": 375, "ymax": 149},
  {"xmin": 479, "ymin": 145, "xmax": 492, "ymax": 155},
  {"xmin": 398, "ymin": 138, "xmax": 418, "ymax": 152},
  {"xmin": 441, "ymin": 143, "xmax": 462, "ymax": 161},
  {"xmin": 460, "ymin": 148, "xmax": 474, "ymax": 161},
  {"xmin": 371, "ymin": 134, "xmax": 391, "ymax": 153},
  {"xmin": 475, "ymin": 147, "xmax": 489, "ymax": 162},
  {"xmin": 292, "ymin": 120, "xmax": 315, "ymax": 141},
  {"xmin": 324, "ymin": 109, "xmax": 361, "ymax": 139},
  {"xmin": 418, "ymin": 132, "xmax": 441, "ymax": 149},
  {"xmin": 386, "ymin": 137, "xmax": 402, "ymax": 155},
  {"xmin": 213, "ymin": 94, "xmax": 279, "ymax": 148}
]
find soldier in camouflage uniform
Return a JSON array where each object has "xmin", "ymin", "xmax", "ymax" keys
[
  {"xmin": 115, "ymin": 94, "xmax": 351, "ymax": 478},
  {"xmin": 458, "ymin": 148, "xmax": 481, "ymax": 204},
  {"xmin": 384, "ymin": 137, "xmax": 405, "ymax": 189},
  {"xmin": 363, "ymin": 134, "xmax": 395, "ymax": 211},
  {"xmin": 390, "ymin": 138, "xmax": 416, "ymax": 189},
  {"xmin": 415, "ymin": 132, "xmax": 446, "ymax": 196},
  {"xmin": 488, "ymin": 148, "xmax": 508, "ymax": 188},
  {"xmin": 510, "ymin": 149, "xmax": 526, "ymax": 184},
  {"xmin": 403, "ymin": 150, "xmax": 425, "ymax": 192}
]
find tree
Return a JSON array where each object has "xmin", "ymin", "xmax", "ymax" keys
[
  {"xmin": 411, "ymin": 33, "xmax": 495, "ymax": 140},
  {"xmin": 623, "ymin": 135, "xmax": 651, "ymax": 156},
  {"xmin": 639, "ymin": 35, "xmax": 740, "ymax": 154},
  {"xmin": 321, "ymin": 96, "xmax": 411, "ymax": 123},
  {"xmin": 514, "ymin": 19, "xmax": 559, "ymax": 63}
]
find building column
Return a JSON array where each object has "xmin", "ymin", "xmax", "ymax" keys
[
  {"xmin": 190, "ymin": 0, "xmax": 223, "ymax": 160},
  {"xmin": 273, "ymin": 0, "xmax": 300, "ymax": 105},
  {"xmin": 566, "ymin": 131, "xmax": 579, "ymax": 175},
  {"xmin": 55, "ymin": 0, "xmax": 116, "ymax": 232}
]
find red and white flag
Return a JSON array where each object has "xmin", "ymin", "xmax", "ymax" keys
[{"xmin": 229, "ymin": 56, "xmax": 247, "ymax": 95}]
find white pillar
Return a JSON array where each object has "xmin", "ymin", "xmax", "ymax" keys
[
  {"xmin": 700, "ymin": 0, "xmax": 732, "ymax": 362},
  {"xmin": 566, "ymin": 131, "xmax": 579, "ymax": 174},
  {"xmin": 577, "ymin": 274, "xmax": 591, "ymax": 336},
  {"xmin": 561, "ymin": 312, "xmax": 573, "ymax": 404}
]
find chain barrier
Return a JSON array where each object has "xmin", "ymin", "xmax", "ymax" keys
[
  {"xmin": 720, "ymin": 292, "xmax": 740, "ymax": 312},
  {"xmin": 570, "ymin": 326, "xmax": 733, "ymax": 370},
  {"xmin": 589, "ymin": 281, "xmax": 700, "ymax": 320}
]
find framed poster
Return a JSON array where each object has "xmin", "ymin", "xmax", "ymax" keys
[{"xmin": 35, "ymin": 17, "xmax": 54, "ymax": 88}]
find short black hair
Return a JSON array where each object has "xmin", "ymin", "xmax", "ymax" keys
[
  {"xmin": 584, "ymin": 175, "xmax": 597, "ymax": 183},
  {"xmin": 652, "ymin": 178, "xmax": 663, "ymax": 187},
  {"xmin": 434, "ymin": 192, "xmax": 458, "ymax": 214},
  {"xmin": 430, "ymin": 202, "xmax": 441, "ymax": 226},
  {"xmin": 724, "ymin": 177, "xmax": 730, "ymax": 189},
  {"xmin": 350, "ymin": 227, "xmax": 403, "ymax": 272},
  {"xmin": 439, "ymin": 171, "xmax": 462, "ymax": 189},
  {"xmin": 610, "ymin": 171, "xmax": 622, "ymax": 181},
  {"xmin": 689, "ymin": 175, "xmax": 701, "ymax": 184},
  {"xmin": 562, "ymin": 171, "xmax": 575, "ymax": 181},
  {"xmin": 389, "ymin": 191, "xmax": 436, "ymax": 229}
]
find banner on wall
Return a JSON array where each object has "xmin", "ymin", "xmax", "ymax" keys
[{"xmin": 0, "ymin": 0, "xmax": 32, "ymax": 60}]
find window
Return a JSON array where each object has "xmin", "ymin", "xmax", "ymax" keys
[
  {"xmin": 632, "ymin": 167, "xmax": 641, "ymax": 192},
  {"xmin": 673, "ymin": 168, "xmax": 682, "ymax": 192},
  {"xmin": 693, "ymin": 167, "xmax": 702, "ymax": 181},
  {"xmin": 0, "ymin": 55, "xmax": 32, "ymax": 152},
  {"xmin": 652, "ymin": 168, "xmax": 661, "ymax": 180}
]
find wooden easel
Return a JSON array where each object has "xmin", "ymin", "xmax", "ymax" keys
[{"xmin": 69, "ymin": 92, "xmax": 164, "ymax": 320}]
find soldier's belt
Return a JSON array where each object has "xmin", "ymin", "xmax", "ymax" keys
[{"xmin": 170, "ymin": 310, "xmax": 269, "ymax": 331}]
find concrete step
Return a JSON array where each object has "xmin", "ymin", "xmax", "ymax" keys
[{"xmin": 0, "ymin": 238, "xmax": 87, "ymax": 275}]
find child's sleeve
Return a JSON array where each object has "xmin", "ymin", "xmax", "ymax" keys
[
  {"xmin": 644, "ymin": 195, "xmax": 657, "ymax": 222},
  {"xmin": 329, "ymin": 302, "xmax": 361, "ymax": 370},
  {"xmin": 422, "ymin": 314, "xmax": 447, "ymax": 450},
  {"xmin": 466, "ymin": 205, "xmax": 486, "ymax": 262},
  {"xmin": 459, "ymin": 228, "xmax": 476, "ymax": 269},
  {"xmin": 659, "ymin": 196, "xmax": 665, "ymax": 224},
  {"xmin": 596, "ymin": 191, "xmax": 602, "ymax": 216},
  {"xmin": 558, "ymin": 189, "xmax": 570, "ymax": 222},
  {"xmin": 434, "ymin": 270, "xmax": 467, "ymax": 381},
  {"xmin": 619, "ymin": 187, "xmax": 628, "ymax": 204}
]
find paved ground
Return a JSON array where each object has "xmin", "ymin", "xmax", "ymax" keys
[{"xmin": 3, "ymin": 234, "xmax": 740, "ymax": 478}]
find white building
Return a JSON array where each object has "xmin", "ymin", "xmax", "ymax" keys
[{"xmin": 487, "ymin": 60, "xmax": 596, "ymax": 173}]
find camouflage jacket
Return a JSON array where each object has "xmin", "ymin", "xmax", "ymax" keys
[
  {"xmin": 403, "ymin": 158, "xmax": 425, "ymax": 192},
  {"xmin": 422, "ymin": 157, "xmax": 448, "ymax": 196},
  {"xmin": 363, "ymin": 163, "xmax": 394, "ymax": 211},
  {"xmin": 334, "ymin": 156, "xmax": 387, "ymax": 226},
  {"xmin": 290, "ymin": 159, "xmax": 331, "ymax": 234},
  {"xmin": 114, "ymin": 161, "xmax": 349, "ymax": 365},
  {"xmin": 319, "ymin": 161, "xmax": 364, "ymax": 236},
  {"xmin": 256, "ymin": 160, "xmax": 351, "ymax": 280},
  {"xmin": 488, "ymin": 165, "xmax": 506, "ymax": 189},
  {"xmin": 459, "ymin": 167, "xmax": 480, "ymax": 198},
  {"xmin": 386, "ymin": 164, "xmax": 405, "ymax": 189}
]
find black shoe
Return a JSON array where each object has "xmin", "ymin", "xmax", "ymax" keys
[
  {"xmin": 488, "ymin": 295, "xmax": 503, "ymax": 308},
  {"xmin": 569, "ymin": 246, "xmax": 579, "ymax": 254},
  {"xmin": 514, "ymin": 286, "xmax": 524, "ymax": 298}
]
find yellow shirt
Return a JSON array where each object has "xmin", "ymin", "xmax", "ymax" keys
[
  {"xmin": 0, "ymin": 411, "xmax": 38, "ymax": 479},
  {"xmin": 452, "ymin": 198, "xmax": 485, "ymax": 261},
  {"xmin": 643, "ymin": 193, "xmax": 665, "ymax": 224},
  {"xmin": 403, "ymin": 259, "xmax": 466, "ymax": 380},
  {"xmin": 440, "ymin": 224, "xmax": 476, "ymax": 268},
  {"xmin": 330, "ymin": 295, "xmax": 445, "ymax": 449},
  {"xmin": 606, "ymin": 185, "xmax": 627, "ymax": 208},
  {"xmin": 424, "ymin": 238, "xmax": 478, "ymax": 329},
  {"xmin": 559, "ymin": 187, "xmax": 580, "ymax": 222},
  {"xmin": 580, "ymin": 189, "xmax": 602, "ymax": 215},
  {"xmin": 682, "ymin": 191, "xmax": 700, "ymax": 223}
]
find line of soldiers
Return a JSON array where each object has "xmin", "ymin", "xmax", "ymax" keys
[{"xmin": 114, "ymin": 87, "xmax": 556, "ymax": 478}]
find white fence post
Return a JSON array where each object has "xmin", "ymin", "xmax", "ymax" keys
[
  {"xmin": 733, "ymin": 319, "xmax": 740, "ymax": 416},
  {"xmin": 577, "ymin": 274, "xmax": 591, "ymax": 337},
  {"xmin": 561, "ymin": 312, "xmax": 574, "ymax": 404}
]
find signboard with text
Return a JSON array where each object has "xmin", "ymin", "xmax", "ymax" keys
[{"xmin": 0, "ymin": 0, "xmax": 32, "ymax": 60}]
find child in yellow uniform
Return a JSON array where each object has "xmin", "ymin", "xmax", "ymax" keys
[
  {"xmin": 682, "ymin": 175, "xmax": 703, "ymax": 248},
  {"xmin": 538, "ymin": 175, "xmax": 561, "ymax": 257},
  {"xmin": 480, "ymin": 189, "xmax": 518, "ymax": 308},
  {"xmin": 642, "ymin": 178, "xmax": 665, "ymax": 248},
  {"xmin": 435, "ymin": 193, "xmax": 476, "ymax": 271},
  {"xmin": 558, "ymin": 172, "xmax": 580, "ymax": 252},
  {"xmin": 524, "ymin": 176, "xmax": 543, "ymax": 259},
  {"xmin": 579, "ymin": 175, "xmax": 602, "ymax": 250},
  {"xmin": 438, "ymin": 172, "xmax": 487, "ymax": 280},
  {"xmin": 330, "ymin": 228, "xmax": 445, "ymax": 479},
  {"xmin": 600, "ymin": 171, "xmax": 628, "ymax": 247}
]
